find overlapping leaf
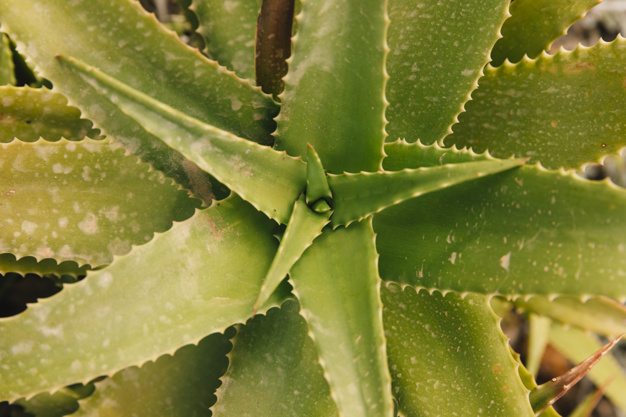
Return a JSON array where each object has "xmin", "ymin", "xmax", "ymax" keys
[
  {"xmin": 376, "ymin": 145, "xmax": 626, "ymax": 298},
  {"xmin": 448, "ymin": 40, "xmax": 626, "ymax": 170},
  {"xmin": 0, "ymin": 86, "xmax": 99, "ymax": 143},
  {"xmin": 73, "ymin": 333, "xmax": 231, "ymax": 417},
  {"xmin": 57, "ymin": 55, "xmax": 306, "ymax": 224},
  {"xmin": 383, "ymin": 283, "xmax": 534, "ymax": 416},
  {"xmin": 386, "ymin": 0, "xmax": 510, "ymax": 144},
  {"xmin": 0, "ymin": 196, "xmax": 289, "ymax": 401},
  {"xmin": 191, "ymin": 0, "xmax": 262, "ymax": 80},
  {"xmin": 491, "ymin": 0, "xmax": 600, "ymax": 66},
  {"xmin": 0, "ymin": 0, "xmax": 277, "ymax": 198},
  {"xmin": 289, "ymin": 219, "xmax": 393, "ymax": 417},
  {"xmin": 0, "ymin": 33, "xmax": 16, "ymax": 85},
  {"xmin": 276, "ymin": 0, "xmax": 387, "ymax": 173},
  {"xmin": 213, "ymin": 301, "xmax": 338, "ymax": 417},
  {"xmin": 0, "ymin": 139, "xmax": 199, "ymax": 268}
]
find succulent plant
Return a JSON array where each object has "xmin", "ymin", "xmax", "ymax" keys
[{"xmin": 1, "ymin": 0, "xmax": 626, "ymax": 416}]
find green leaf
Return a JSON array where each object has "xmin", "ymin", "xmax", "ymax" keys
[
  {"xmin": 213, "ymin": 301, "xmax": 338, "ymax": 417},
  {"xmin": 447, "ymin": 40, "xmax": 626, "ymax": 170},
  {"xmin": 526, "ymin": 314, "xmax": 551, "ymax": 377},
  {"xmin": 0, "ymin": 33, "xmax": 16, "ymax": 85},
  {"xmin": 375, "ymin": 164, "xmax": 626, "ymax": 298},
  {"xmin": 382, "ymin": 283, "xmax": 534, "ymax": 416},
  {"xmin": 382, "ymin": 140, "xmax": 492, "ymax": 171},
  {"xmin": 0, "ymin": 255, "xmax": 87, "ymax": 278},
  {"xmin": 275, "ymin": 0, "xmax": 387, "ymax": 173},
  {"xmin": 0, "ymin": 196, "xmax": 288, "ymax": 401},
  {"xmin": 490, "ymin": 0, "xmax": 600, "ymax": 67},
  {"xmin": 0, "ymin": 138, "xmax": 199, "ymax": 268},
  {"xmin": 0, "ymin": 86, "xmax": 100, "ymax": 143},
  {"xmin": 530, "ymin": 335, "xmax": 622, "ymax": 415},
  {"xmin": 305, "ymin": 144, "xmax": 332, "ymax": 207},
  {"xmin": 57, "ymin": 55, "xmax": 306, "ymax": 224},
  {"xmin": 0, "ymin": 0, "xmax": 278, "ymax": 198},
  {"xmin": 549, "ymin": 325, "xmax": 626, "ymax": 414},
  {"xmin": 190, "ymin": 0, "xmax": 262, "ymax": 80},
  {"xmin": 254, "ymin": 195, "xmax": 330, "ymax": 312},
  {"xmin": 289, "ymin": 219, "xmax": 393, "ymax": 417},
  {"xmin": 513, "ymin": 295, "xmax": 626, "ymax": 338},
  {"xmin": 385, "ymin": 0, "xmax": 510, "ymax": 145},
  {"xmin": 72, "ymin": 333, "xmax": 231, "ymax": 417},
  {"xmin": 328, "ymin": 157, "xmax": 525, "ymax": 227},
  {"xmin": 14, "ymin": 383, "xmax": 94, "ymax": 417}
]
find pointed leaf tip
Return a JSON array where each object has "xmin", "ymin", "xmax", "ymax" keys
[
  {"xmin": 530, "ymin": 334, "xmax": 623, "ymax": 415},
  {"xmin": 305, "ymin": 144, "xmax": 333, "ymax": 206},
  {"xmin": 253, "ymin": 195, "xmax": 330, "ymax": 312}
]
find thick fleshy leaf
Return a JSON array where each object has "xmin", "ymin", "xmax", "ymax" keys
[
  {"xmin": 0, "ymin": 33, "xmax": 16, "ymax": 85},
  {"xmin": 73, "ymin": 333, "xmax": 231, "ymax": 417},
  {"xmin": 448, "ymin": 40, "xmax": 626, "ymax": 170},
  {"xmin": 0, "ymin": 86, "xmax": 99, "ymax": 143},
  {"xmin": 328, "ymin": 157, "xmax": 525, "ymax": 227},
  {"xmin": 0, "ymin": 196, "xmax": 289, "ymax": 401},
  {"xmin": 382, "ymin": 283, "xmax": 534, "ymax": 416},
  {"xmin": 0, "ymin": 0, "xmax": 277, "ymax": 198},
  {"xmin": 531, "ymin": 334, "xmax": 622, "ymax": 415},
  {"xmin": 0, "ymin": 138, "xmax": 199, "ymax": 268},
  {"xmin": 289, "ymin": 219, "xmax": 393, "ymax": 417},
  {"xmin": 14, "ymin": 383, "xmax": 94, "ymax": 417},
  {"xmin": 385, "ymin": 0, "xmax": 510, "ymax": 145},
  {"xmin": 305, "ymin": 144, "xmax": 333, "ymax": 207},
  {"xmin": 275, "ymin": 0, "xmax": 387, "ymax": 173},
  {"xmin": 526, "ymin": 314, "xmax": 551, "ymax": 376},
  {"xmin": 58, "ymin": 55, "xmax": 306, "ymax": 224},
  {"xmin": 0, "ymin": 255, "xmax": 87, "ymax": 277},
  {"xmin": 254, "ymin": 196, "xmax": 330, "ymax": 311},
  {"xmin": 490, "ymin": 0, "xmax": 600, "ymax": 66},
  {"xmin": 375, "ymin": 163, "xmax": 626, "ymax": 298},
  {"xmin": 382, "ymin": 140, "xmax": 492, "ymax": 171},
  {"xmin": 549, "ymin": 325, "xmax": 626, "ymax": 413},
  {"xmin": 213, "ymin": 301, "xmax": 338, "ymax": 417},
  {"xmin": 190, "ymin": 0, "xmax": 262, "ymax": 80},
  {"xmin": 513, "ymin": 295, "xmax": 626, "ymax": 338}
]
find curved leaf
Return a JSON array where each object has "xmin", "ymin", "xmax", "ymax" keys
[
  {"xmin": 191, "ymin": 0, "xmax": 262, "ymax": 80},
  {"xmin": 447, "ymin": 40, "xmax": 626, "ymax": 170},
  {"xmin": 490, "ymin": 0, "xmax": 600, "ymax": 66},
  {"xmin": 382, "ymin": 283, "xmax": 534, "ymax": 416},
  {"xmin": 57, "ymin": 55, "xmax": 306, "ymax": 224},
  {"xmin": 0, "ymin": 0, "xmax": 277, "ymax": 197},
  {"xmin": 0, "ymin": 196, "xmax": 288, "ymax": 401},
  {"xmin": 275, "ymin": 0, "xmax": 387, "ymax": 173},
  {"xmin": 0, "ymin": 138, "xmax": 199, "ymax": 268},
  {"xmin": 513, "ymin": 295, "xmax": 626, "ymax": 339},
  {"xmin": 549, "ymin": 325, "xmax": 626, "ymax": 413},
  {"xmin": 289, "ymin": 219, "xmax": 393, "ymax": 417},
  {"xmin": 213, "ymin": 301, "xmax": 338, "ymax": 417},
  {"xmin": 0, "ymin": 86, "xmax": 99, "ymax": 143},
  {"xmin": 530, "ymin": 335, "xmax": 621, "ymax": 415},
  {"xmin": 374, "ymin": 165, "xmax": 626, "ymax": 298},
  {"xmin": 382, "ymin": 140, "xmax": 492, "ymax": 171},
  {"xmin": 254, "ymin": 196, "xmax": 330, "ymax": 312},
  {"xmin": 0, "ymin": 33, "xmax": 16, "ymax": 85},
  {"xmin": 385, "ymin": 0, "xmax": 510, "ymax": 145},
  {"xmin": 328, "ymin": 157, "xmax": 525, "ymax": 227},
  {"xmin": 73, "ymin": 333, "xmax": 231, "ymax": 417}
]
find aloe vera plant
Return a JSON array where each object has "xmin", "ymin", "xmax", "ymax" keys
[{"xmin": 1, "ymin": 0, "xmax": 626, "ymax": 416}]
